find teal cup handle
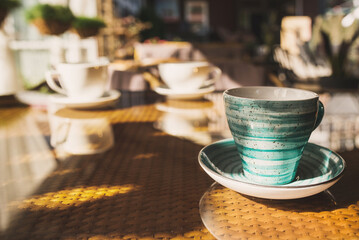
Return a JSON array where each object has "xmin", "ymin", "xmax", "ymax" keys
[{"xmin": 314, "ymin": 101, "xmax": 324, "ymax": 130}]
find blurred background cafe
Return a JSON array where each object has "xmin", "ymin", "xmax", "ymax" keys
[
  {"xmin": 3, "ymin": 0, "xmax": 358, "ymax": 90},
  {"xmin": 1, "ymin": 0, "xmax": 359, "ymax": 149},
  {"xmin": 5, "ymin": 0, "xmax": 359, "ymax": 92},
  {"xmin": 3, "ymin": 0, "xmax": 359, "ymax": 91},
  {"xmin": 1, "ymin": 0, "xmax": 359, "ymax": 239}
]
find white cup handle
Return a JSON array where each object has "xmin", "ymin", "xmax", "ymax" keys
[
  {"xmin": 202, "ymin": 66, "xmax": 222, "ymax": 87},
  {"xmin": 45, "ymin": 70, "xmax": 67, "ymax": 95}
]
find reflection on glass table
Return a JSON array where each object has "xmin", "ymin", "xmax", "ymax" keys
[
  {"xmin": 199, "ymin": 182, "xmax": 358, "ymax": 239},
  {"xmin": 0, "ymin": 108, "xmax": 56, "ymax": 231},
  {"xmin": 0, "ymin": 89, "xmax": 358, "ymax": 239},
  {"xmin": 48, "ymin": 107, "xmax": 114, "ymax": 155},
  {"xmin": 153, "ymin": 96, "xmax": 231, "ymax": 145}
]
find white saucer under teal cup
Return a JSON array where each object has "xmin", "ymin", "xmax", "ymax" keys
[
  {"xmin": 223, "ymin": 87, "xmax": 324, "ymax": 185},
  {"xmin": 198, "ymin": 139, "xmax": 345, "ymax": 199}
]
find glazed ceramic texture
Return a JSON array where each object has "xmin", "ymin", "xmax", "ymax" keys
[{"xmin": 223, "ymin": 87, "xmax": 324, "ymax": 185}]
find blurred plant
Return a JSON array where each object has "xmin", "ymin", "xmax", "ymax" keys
[
  {"xmin": 113, "ymin": 16, "xmax": 151, "ymax": 58},
  {"xmin": 72, "ymin": 16, "xmax": 106, "ymax": 38},
  {"xmin": 311, "ymin": 14, "xmax": 359, "ymax": 80},
  {"xmin": 25, "ymin": 4, "xmax": 74, "ymax": 35},
  {"xmin": 321, "ymin": 29, "xmax": 359, "ymax": 78},
  {"xmin": 0, "ymin": 0, "xmax": 21, "ymax": 26}
]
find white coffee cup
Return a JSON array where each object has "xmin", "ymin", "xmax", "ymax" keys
[
  {"xmin": 158, "ymin": 61, "xmax": 221, "ymax": 91},
  {"xmin": 46, "ymin": 60, "xmax": 109, "ymax": 100}
]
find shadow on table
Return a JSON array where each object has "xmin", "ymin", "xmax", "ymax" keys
[{"xmin": 1, "ymin": 121, "xmax": 214, "ymax": 239}]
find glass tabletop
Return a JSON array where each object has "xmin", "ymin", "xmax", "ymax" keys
[{"xmin": 0, "ymin": 90, "xmax": 358, "ymax": 239}]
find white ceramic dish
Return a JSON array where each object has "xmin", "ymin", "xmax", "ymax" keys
[
  {"xmin": 154, "ymin": 84, "xmax": 215, "ymax": 100},
  {"xmin": 15, "ymin": 90, "xmax": 51, "ymax": 109},
  {"xmin": 198, "ymin": 139, "xmax": 346, "ymax": 199},
  {"xmin": 49, "ymin": 90, "xmax": 120, "ymax": 109},
  {"xmin": 158, "ymin": 61, "xmax": 220, "ymax": 91}
]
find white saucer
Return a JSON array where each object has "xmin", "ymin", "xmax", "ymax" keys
[
  {"xmin": 15, "ymin": 90, "xmax": 51, "ymax": 109},
  {"xmin": 154, "ymin": 84, "xmax": 215, "ymax": 100},
  {"xmin": 198, "ymin": 139, "xmax": 346, "ymax": 199},
  {"xmin": 49, "ymin": 90, "xmax": 120, "ymax": 109}
]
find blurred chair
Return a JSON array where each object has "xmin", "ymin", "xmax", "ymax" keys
[
  {"xmin": 271, "ymin": 16, "xmax": 333, "ymax": 91},
  {"xmin": 280, "ymin": 16, "xmax": 312, "ymax": 55},
  {"xmin": 272, "ymin": 45, "xmax": 332, "ymax": 91}
]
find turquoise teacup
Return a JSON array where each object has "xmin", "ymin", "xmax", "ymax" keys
[{"xmin": 223, "ymin": 87, "xmax": 324, "ymax": 185}]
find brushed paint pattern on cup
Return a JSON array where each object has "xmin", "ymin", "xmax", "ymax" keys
[{"xmin": 223, "ymin": 87, "xmax": 324, "ymax": 185}]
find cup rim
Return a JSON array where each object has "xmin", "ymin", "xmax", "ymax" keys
[
  {"xmin": 223, "ymin": 86, "xmax": 319, "ymax": 101},
  {"xmin": 57, "ymin": 60, "xmax": 109, "ymax": 69}
]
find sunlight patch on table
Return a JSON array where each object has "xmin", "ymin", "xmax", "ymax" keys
[
  {"xmin": 16, "ymin": 185, "xmax": 140, "ymax": 211},
  {"xmin": 133, "ymin": 153, "xmax": 157, "ymax": 160}
]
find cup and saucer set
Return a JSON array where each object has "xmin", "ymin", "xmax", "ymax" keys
[
  {"xmin": 198, "ymin": 87, "xmax": 346, "ymax": 200},
  {"xmin": 153, "ymin": 61, "xmax": 221, "ymax": 100},
  {"xmin": 46, "ymin": 59, "xmax": 120, "ymax": 109}
]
